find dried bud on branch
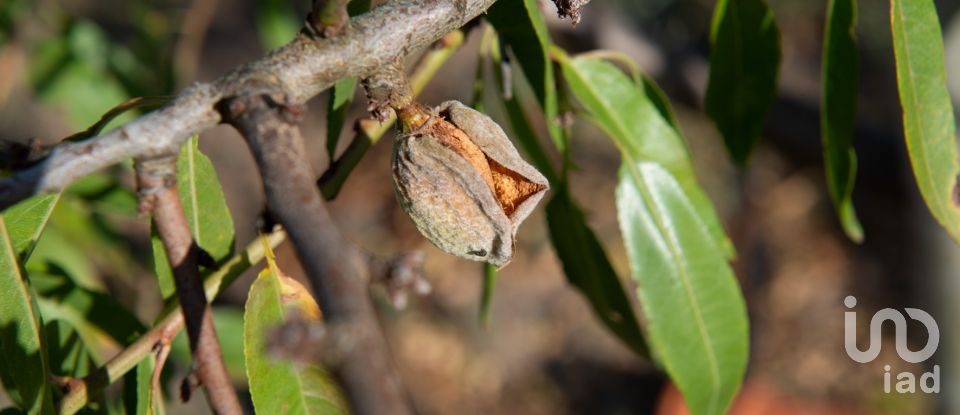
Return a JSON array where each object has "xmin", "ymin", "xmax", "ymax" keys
[
  {"xmin": 553, "ymin": 0, "xmax": 591, "ymax": 25},
  {"xmin": 392, "ymin": 101, "xmax": 548, "ymax": 267}
]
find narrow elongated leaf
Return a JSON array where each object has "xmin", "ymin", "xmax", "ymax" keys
[
  {"xmin": 326, "ymin": 78, "xmax": 357, "ymax": 162},
  {"xmin": 546, "ymin": 187, "xmax": 648, "ymax": 356},
  {"xmin": 488, "ymin": 36, "xmax": 558, "ymax": 183},
  {"xmin": 150, "ymin": 228, "xmax": 174, "ymax": 297},
  {"xmin": 641, "ymin": 75, "xmax": 682, "ymax": 134},
  {"xmin": 244, "ymin": 246, "xmax": 346, "ymax": 415},
  {"xmin": 559, "ymin": 53, "xmax": 748, "ymax": 414},
  {"xmin": 821, "ymin": 0, "xmax": 863, "ymax": 242},
  {"xmin": 483, "ymin": 38, "xmax": 645, "ymax": 352},
  {"xmin": 133, "ymin": 353, "xmax": 164, "ymax": 415},
  {"xmin": 28, "ymin": 210, "xmax": 102, "ymax": 291},
  {"xmin": 177, "ymin": 137, "xmax": 235, "ymax": 262},
  {"xmin": 42, "ymin": 319, "xmax": 116, "ymax": 415},
  {"xmin": 0, "ymin": 218, "xmax": 54, "ymax": 414},
  {"xmin": 152, "ymin": 136, "xmax": 235, "ymax": 298},
  {"xmin": 171, "ymin": 308, "xmax": 246, "ymax": 383},
  {"xmin": 558, "ymin": 55, "xmax": 733, "ymax": 257},
  {"xmin": 705, "ymin": 0, "xmax": 781, "ymax": 165},
  {"xmin": 487, "ymin": 0, "xmax": 564, "ymax": 151},
  {"xmin": 324, "ymin": 0, "xmax": 371, "ymax": 162},
  {"xmin": 43, "ymin": 319, "xmax": 96, "ymax": 377},
  {"xmin": 617, "ymin": 162, "xmax": 748, "ymax": 415},
  {"xmin": 890, "ymin": 0, "xmax": 960, "ymax": 243},
  {"xmin": 2, "ymin": 194, "xmax": 60, "ymax": 262},
  {"xmin": 32, "ymin": 270, "xmax": 145, "ymax": 352}
]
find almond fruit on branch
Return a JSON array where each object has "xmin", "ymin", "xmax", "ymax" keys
[{"xmin": 392, "ymin": 100, "xmax": 549, "ymax": 267}]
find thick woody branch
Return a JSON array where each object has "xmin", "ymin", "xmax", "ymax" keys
[
  {"xmin": 0, "ymin": 0, "xmax": 496, "ymax": 210},
  {"xmin": 220, "ymin": 85, "xmax": 411, "ymax": 415},
  {"xmin": 135, "ymin": 157, "xmax": 242, "ymax": 415}
]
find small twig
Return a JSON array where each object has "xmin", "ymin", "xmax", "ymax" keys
[
  {"xmin": 362, "ymin": 61, "xmax": 414, "ymax": 121},
  {"xmin": 58, "ymin": 231, "xmax": 285, "ymax": 415},
  {"xmin": 135, "ymin": 156, "xmax": 241, "ymax": 414},
  {"xmin": 149, "ymin": 339, "xmax": 172, "ymax": 411},
  {"xmin": 63, "ymin": 96, "xmax": 172, "ymax": 143},
  {"xmin": 151, "ymin": 340, "xmax": 172, "ymax": 395},
  {"xmin": 220, "ymin": 82, "xmax": 412, "ymax": 415}
]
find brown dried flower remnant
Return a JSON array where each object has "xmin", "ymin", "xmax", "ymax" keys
[
  {"xmin": 553, "ymin": 0, "xmax": 591, "ymax": 25},
  {"xmin": 392, "ymin": 101, "xmax": 549, "ymax": 267}
]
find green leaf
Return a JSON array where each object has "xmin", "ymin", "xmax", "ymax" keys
[
  {"xmin": 1, "ymin": 194, "xmax": 60, "ymax": 263},
  {"xmin": 705, "ymin": 0, "xmax": 781, "ymax": 165},
  {"xmin": 43, "ymin": 319, "xmax": 115, "ymax": 413},
  {"xmin": 153, "ymin": 136, "xmax": 236, "ymax": 299},
  {"xmin": 821, "ymin": 0, "xmax": 863, "ymax": 242},
  {"xmin": 490, "ymin": 55, "xmax": 558, "ymax": 184},
  {"xmin": 890, "ymin": 0, "xmax": 960, "ymax": 243},
  {"xmin": 323, "ymin": 0, "xmax": 369, "ymax": 163},
  {"xmin": 244, "ymin": 254, "xmax": 347, "ymax": 415},
  {"xmin": 31, "ymin": 20, "xmax": 131, "ymax": 130},
  {"xmin": 0, "ymin": 217, "xmax": 54, "ymax": 414},
  {"xmin": 42, "ymin": 319, "xmax": 96, "ymax": 378},
  {"xmin": 32, "ymin": 269, "xmax": 146, "ymax": 353},
  {"xmin": 487, "ymin": 0, "xmax": 563, "ymax": 151},
  {"xmin": 210, "ymin": 308, "xmax": 246, "ymax": 383},
  {"xmin": 133, "ymin": 353, "xmax": 164, "ymax": 415},
  {"xmin": 27, "ymin": 206, "xmax": 104, "ymax": 291},
  {"xmin": 177, "ymin": 137, "xmax": 235, "ymax": 263},
  {"xmin": 255, "ymin": 0, "xmax": 300, "ymax": 50},
  {"xmin": 545, "ymin": 186, "xmax": 649, "ymax": 357},
  {"xmin": 558, "ymin": 55, "xmax": 733, "ymax": 257},
  {"xmin": 171, "ymin": 307, "xmax": 246, "ymax": 383},
  {"xmin": 641, "ymin": 75, "xmax": 681, "ymax": 134},
  {"xmin": 616, "ymin": 162, "xmax": 748, "ymax": 415},
  {"xmin": 150, "ymin": 229, "xmax": 175, "ymax": 298},
  {"xmin": 326, "ymin": 78, "xmax": 357, "ymax": 163},
  {"xmin": 558, "ymin": 53, "xmax": 748, "ymax": 414}
]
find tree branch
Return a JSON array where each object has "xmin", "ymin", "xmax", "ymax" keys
[
  {"xmin": 0, "ymin": 0, "xmax": 496, "ymax": 211},
  {"xmin": 220, "ymin": 83, "xmax": 412, "ymax": 415},
  {"xmin": 135, "ymin": 157, "xmax": 242, "ymax": 414}
]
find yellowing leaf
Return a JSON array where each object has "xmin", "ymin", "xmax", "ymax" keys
[{"xmin": 244, "ymin": 237, "xmax": 345, "ymax": 415}]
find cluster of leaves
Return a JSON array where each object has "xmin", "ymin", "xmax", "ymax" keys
[
  {"xmin": 2, "ymin": 0, "xmax": 959, "ymax": 414},
  {"xmin": 0, "ymin": 1, "xmax": 346, "ymax": 414},
  {"xmin": 483, "ymin": 0, "xmax": 960, "ymax": 414}
]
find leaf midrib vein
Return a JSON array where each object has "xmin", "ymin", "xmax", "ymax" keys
[{"xmin": 568, "ymin": 62, "xmax": 722, "ymax": 413}]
